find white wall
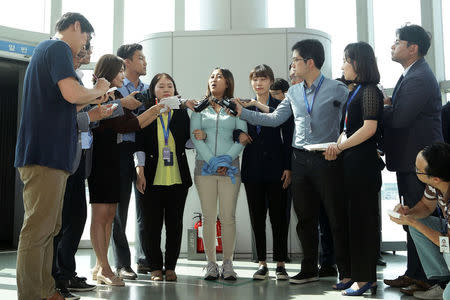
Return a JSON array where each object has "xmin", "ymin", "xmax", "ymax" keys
[{"xmin": 140, "ymin": 28, "xmax": 331, "ymax": 255}]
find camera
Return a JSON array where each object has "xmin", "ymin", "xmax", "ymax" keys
[
  {"xmin": 133, "ymin": 90, "xmax": 154, "ymax": 109},
  {"xmin": 213, "ymin": 98, "xmax": 237, "ymax": 116}
]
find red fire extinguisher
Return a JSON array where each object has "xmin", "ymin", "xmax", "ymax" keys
[
  {"xmin": 216, "ymin": 218, "xmax": 223, "ymax": 253},
  {"xmin": 194, "ymin": 213, "xmax": 223, "ymax": 254},
  {"xmin": 193, "ymin": 213, "xmax": 204, "ymax": 253}
]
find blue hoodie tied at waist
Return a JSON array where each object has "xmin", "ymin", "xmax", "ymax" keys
[{"xmin": 201, "ymin": 155, "xmax": 238, "ymax": 184}]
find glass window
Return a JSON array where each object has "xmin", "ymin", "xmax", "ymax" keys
[
  {"xmin": 124, "ymin": 0, "xmax": 174, "ymax": 44},
  {"xmin": 443, "ymin": 0, "xmax": 450, "ymax": 80},
  {"xmin": 307, "ymin": 0, "xmax": 357, "ymax": 79},
  {"xmin": 0, "ymin": 0, "xmax": 51, "ymax": 33},
  {"xmin": 185, "ymin": 0, "xmax": 201, "ymax": 30},
  {"xmin": 373, "ymin": 0, "xmax": 421, "ymax": 88},
  {"xmin": 62, "ymin": 0, "xmax": 114, "ymax": 62},
  {"xmin": 267, "ymin": 0, "xmax": 294, "ymax": 28}
]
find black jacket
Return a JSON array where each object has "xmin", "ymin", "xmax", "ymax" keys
[
  {"xmin": 241, "ymin": 96, "xmax": 294, "ymax": 183},
  {"xmin": 135, "ymin": 109, "xmax": 192, "ymax": 189},
  {"xmin": 383, "ymin": 58, "xmax": 443, "ymax": 172}
]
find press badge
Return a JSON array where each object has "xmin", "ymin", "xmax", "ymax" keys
[
  {"xmin": 163, "ymin": 147, "xmax": 173, "ymax": 166},
  {"xmin": 440, "ymin": 236, "xmax": 449, "ymax": 253}
]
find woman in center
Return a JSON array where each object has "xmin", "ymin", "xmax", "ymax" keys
[{"xmin": 190, "ymin": 68, "xmax": 247, "ymax": 280}]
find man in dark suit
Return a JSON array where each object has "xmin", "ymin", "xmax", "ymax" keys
[{"xmin": 382, "ymin": 24, "xmax": 443, "ymax": 295}]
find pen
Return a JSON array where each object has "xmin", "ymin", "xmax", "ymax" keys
[
  {"xmin": 400, "ymin": 195, "xmax": 404, "ymax": 207},
  {"xmin": 92, "ymin": 74, "xmax": 101, "ymax": 107}
]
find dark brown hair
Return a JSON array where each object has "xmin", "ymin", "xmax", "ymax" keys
[
  {"xmin": 249, "ymin": 64, "xmax": 274, "ymax": 82},
  {"xmin": 148, "ymin": 73, "xmax": 179, "ymax": 101},
  {"xmin": 206, "ymin": 68, "xmax": 234, "ymax": 99},
  {"xmin": 344, "ymin": 42, "xmax": 380, "ymax": 85},
  {"xmin": 93, "ymin": 54, "xmax": 125, "ymax": 84}
]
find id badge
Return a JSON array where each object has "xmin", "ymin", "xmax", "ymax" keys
[
  {"xmin": 163, "ymin": 147, "xmax": 173, "ymax": 166},
  {"xmin": 440, "ymin": 236, "xmax": 449, "ymax": 253},
  {"xmin": 341, "ymin": 132, "xmax": 348, "ymax": 143}
]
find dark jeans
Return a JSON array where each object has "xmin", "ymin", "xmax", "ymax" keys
[
  {"xmin": 244, "ymin": 181, "xmax": 288, "ymax": 262},
  {"xmin": 138, "ymin": 185, "xmax": 188, "ymax": 271},
  {"xmin": 319, "ymin": 204, "xmax": 335, "ymax": 267},
  {"xmin": 397, "ymin": 172, "xmax": 430, "ymax": 283},
  {"xmin": 111, "ymin": 142, "xmax": 149, "ymax": 268},
  {"xmin": 290, "ymin": 149, "xmax": 347, "ymax": 274},
  {"xmin": 52, "ymin": 154, "xmax": 87, "ymax": 281}
]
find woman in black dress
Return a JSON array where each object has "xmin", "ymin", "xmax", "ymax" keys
[
  {"xmin": 325, "ymin": 42, "xmax": 383, "ymax": 296},
  {"xmin": 134, "ymin": 73, "xmax": 192, "ymax": 282},
  {"xmin": 88, "ymin": 54, "xmax": 164, "ymax": 286}
]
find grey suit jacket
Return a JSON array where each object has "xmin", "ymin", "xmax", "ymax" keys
[{"xmin": 383, "ymin": 57, "xmax": 443, "ymax": 172}]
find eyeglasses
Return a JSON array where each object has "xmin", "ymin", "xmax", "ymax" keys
[
  {"xmin": 415, "ymin": 167, "xmax": 428, "ymax": 175},
  {"xmin": 292, "ymin": 56, "xmax": 310, "ymax": 64}
]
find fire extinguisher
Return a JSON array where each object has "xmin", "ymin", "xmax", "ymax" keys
[
  {"xmin": 193, "ymin": 213, "xmax": 204, "ymax": 253},
  {"xmin": 216, "ymin": 218, "xmax": 223, "ymax": 253}
]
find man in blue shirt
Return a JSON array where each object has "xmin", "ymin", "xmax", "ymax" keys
[
  {"xmin": 235, "ymin": 39, "xmax": 348, "ymax": 285},
  {"xmin": 113, "ymin": 43, "xmax": 150, "ymax": 279},
  {"xmin": 14, "ymin": 12, "xmax": 110, "ymax": 300}
]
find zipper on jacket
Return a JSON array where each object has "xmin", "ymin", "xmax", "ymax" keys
[{"xmin": 214, "ymin": 108, "xmax": 220, "ymax": 155}]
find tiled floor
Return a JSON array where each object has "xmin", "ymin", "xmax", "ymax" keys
[{"xmin": 0, "ymin": 249, "xmax": 415, "ymax": 300}]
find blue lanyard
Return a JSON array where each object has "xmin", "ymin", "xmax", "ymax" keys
[
  {"xmin": 303, "ymin": 75, "xmax": 324, "ymax": 115},
  {"xmin": 159, "ymin": 111, "xmax": 171, "ymax": 146},
  {"xmin": 343, "ymin": 85, "xmax": 362, "ymax": 132},
  {"xmin": 437, "ymin": 205, "xmax": 449, "ymax": 235}
]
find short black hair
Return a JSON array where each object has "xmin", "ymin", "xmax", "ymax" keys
[
  {"xmin": 396, "ymin": 24, "xmax": 431, "ymax": 57},
  {"xmin": 249, "ymin": 64, "xmax": 274, "ymax": 82},
  {"xmin": 55, "ymin": 12, "xmax": 94, "ymax": 34},
  {"xmin": 270, "ymin": 78, "xmax": 290, "ymax": 93},
  {"xmin": 344, "ymin": 42, "xmax": 380, "ymax": 84},
  {"xmin": 116, "ymin": 43, "xmax": 143, "ymax": 60},
  {"xmin": 421, "ymin": 143, "xmax": 450, "ymax": 182},
  {"xmin": 291, "ymin": 39, "xmax": 325, "ymax": 69}
]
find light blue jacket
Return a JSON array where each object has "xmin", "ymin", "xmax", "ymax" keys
[{"xmin": 190, "ymin": 106, "xmax": 247, "ymax": 163}]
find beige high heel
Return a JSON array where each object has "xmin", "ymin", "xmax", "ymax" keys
[
  {"xmin": 92, "ymin": 265, "xmax": 100, "ymax": 281},
  {"xmin": 97, "ymin": 272, "xmax": 125, "ymax": 286}
]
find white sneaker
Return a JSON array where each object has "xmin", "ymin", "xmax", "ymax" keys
[
  {"xmin": 203, "ymin": 261, "xmax": 219, "ymax": 280},
  {"xmin": 413, "ymin": 284, "xmax": 444, "ymax": 299},
  {"xmin": 221, "ymin": 259, "xmax": 237, "ymax": 280}
]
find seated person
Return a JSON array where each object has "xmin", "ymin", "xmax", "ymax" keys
[{"xmin": 390, "ymin": 143, "xmax": 450, "ymax": 300}]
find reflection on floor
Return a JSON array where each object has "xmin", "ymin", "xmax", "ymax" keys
[{"xmin": 0, "ymin": 249, "xmax": 414, "ymax": 299}]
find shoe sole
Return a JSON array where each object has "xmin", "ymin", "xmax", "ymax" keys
[
  {"xmin": 289, "ymin": 276, "xmax": 319, "ymax": 284},
  {"xmin": 204, "ymin": 276, "xmax": 219, "ymax": 281},
  {"xmin": 68, "ymin": 286, "xmax": 97, "ymax": 292},
  {"xmin": 253, "ymin": 274, "xmax": 269, "ymax": 280},
  {"xmin": 276, "ymin": 274, "xmax": 289, "ymax": 280}
]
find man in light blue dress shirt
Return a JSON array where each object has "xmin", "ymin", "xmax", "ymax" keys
[
  {"xmin": 112, "ymin": 43, "xmax": 150, "ymax": 279},
  {"xmin": 235, "ymin": 39, "xmax": 348, "ymax": 285}
]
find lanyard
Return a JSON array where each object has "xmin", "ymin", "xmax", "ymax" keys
[
  {"xmin": 255, "ymin": 106, "xmax": 261, "ymax": 134},
  {"xmin": 303, "ymin": 75, "xmax": 324, "ymax": 115},
  {"xmin": 437, "ymin": 205, "xmax": 449, "ymax": 235},
  {"xmin": 343, "ymin": 85, "xmax": 362, "ymax": 132},
  {"xmin": 159, "ymin": 111, "xmax": 172, "ymax": 146}
]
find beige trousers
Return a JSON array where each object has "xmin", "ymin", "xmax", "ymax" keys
[
  {"xmin": 194, "ymin": 175, "xmax": 241, "ymax": 262},
  {"xmin": 17, "ymin": 165, "xmax": 69, "ymax": 300}
]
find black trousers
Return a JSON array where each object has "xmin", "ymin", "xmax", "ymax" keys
[
  {"xmin": 339, "ymin": 145, "xmax": 381, "ymax": 282},
  {"xmin": 111, "ymin": 142, "xmax": 149, "ymax": 268},
  {"xmin": 52, "ymin": 154, "xmax": 87, "ymax": 281},
  {"xmin": 319, "ymin": 204, "xmax": 335, "ymax": 267},
  {"xmin": 397, "ymin": 172, "xmax": 430, "ymax": 283},
  {"xmin": 244, "ymin": 181, "xmax": 289, "ymax": 262},
  {"xmin": 138, "ymin": 184, "xmax": 188, "ymax": 271},
  {"xmin": 291, "ymin": 149, "xmax": 347, "ymax": 274}
]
